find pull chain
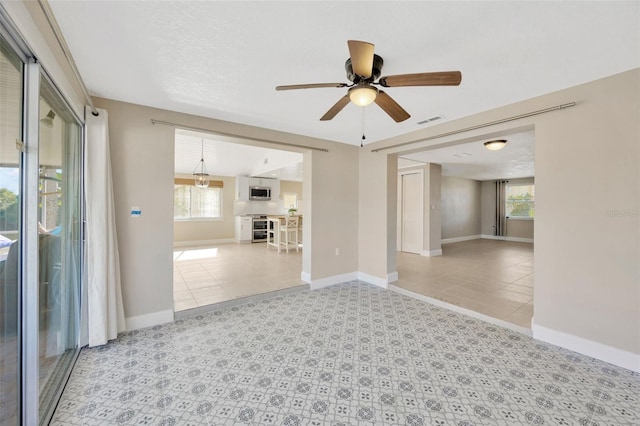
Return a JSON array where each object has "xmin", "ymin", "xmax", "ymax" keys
[{"xmin": 360, "ymin": 107, "xmax": 366, "ymax": 147}]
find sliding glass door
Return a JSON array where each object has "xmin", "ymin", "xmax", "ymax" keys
[
  {"xmin": 37, "ymin": 77, "xmax": 82, "ymax": 423},
  {"xmin": 0, "ymin": 21, "xmax": 83, "ymax": 426},
  {"xmin": 0, "ymin": 33, "xmax": 23, "ymax": 426}
]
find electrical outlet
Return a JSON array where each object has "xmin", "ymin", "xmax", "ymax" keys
[{"xmin": 335, "ymin": 248, "xmax": 340, "ymax": 256}]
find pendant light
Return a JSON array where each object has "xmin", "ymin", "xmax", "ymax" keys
[{"xmin": 193, "ymin": 139, "xmax": 210, "ymax": 188}]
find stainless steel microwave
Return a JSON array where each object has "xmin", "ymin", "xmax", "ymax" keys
[{"xmin": 249, "ymin": 186, "xmax": 271, "ymax": 200}]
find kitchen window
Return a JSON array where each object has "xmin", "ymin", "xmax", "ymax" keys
[
  {"xmin": 174, "ymin": 183, "xmax": 223, "ymax": 220},
  {"xmin": 506, "ymin": 183, "xmax": 534, "ymax": 218},
  {"xmin": 283, "ymin": 192, "xmax": 298, "ymax": 211}
]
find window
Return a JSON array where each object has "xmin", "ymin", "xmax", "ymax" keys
[
  {"xmin": 174, "ymin": 185, "xmax": 222, "ymax": 219},
  {"xmin": 283, "ymin": 192, "xmax": 298, "ymax": 212},
  {"xmin": 506, "ymin": 184, "xmax": 534, "ymax": 218}
]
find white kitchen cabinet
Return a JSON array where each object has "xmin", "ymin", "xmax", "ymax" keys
[
  {"xmin": 235, "ymin": 216, "xmax": 252, "ymax": 243},
  {"xmin": 236, "ymin": 176, "xmax": 250, "ymax": 201},
  {"xmin": 249, "ymin": 177, "xmax": 272, "ymax": 187},
  {"xmin": 270, "ymin": 179, "xmax": 280, "ymax": 201}
]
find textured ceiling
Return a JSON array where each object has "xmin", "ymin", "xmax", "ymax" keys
[{"xmin": 48, "ymin": 1, "xmax": 639, "ymax": 148}]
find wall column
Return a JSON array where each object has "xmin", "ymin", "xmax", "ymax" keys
[{"xmin": 423, "ymin": 163, "xmax": 442, "ymax": 256}]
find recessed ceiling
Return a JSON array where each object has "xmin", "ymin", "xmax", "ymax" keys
[
  {"xmin": 399, "ymin": 131, "xmax": 534, "ymax": 181},
  {"xmin": 48, "ymin": 1, "xmax": 639, "ymax": 146},
  {"xmin": 175, "ymin": 130, "xmax": 303, "ymax": 181}
]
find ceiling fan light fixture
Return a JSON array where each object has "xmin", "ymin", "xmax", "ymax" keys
[
  {"xmin": 484, "ymin": 139, "xmax": 507, "ymax": 151},
  {"xmin": 348, "ymin": 85, "xmax": 378, "ymax": 107}
]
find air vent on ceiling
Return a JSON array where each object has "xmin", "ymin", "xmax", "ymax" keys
[{"xmin": 417, "ymin": 115, "xmax": 442, "ymax": 125}]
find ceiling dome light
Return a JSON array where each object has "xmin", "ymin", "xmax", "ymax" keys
[
  {"xmin": 348, "ymin": 85, "xmax": 378, "ymax": 107},
  {"xmin": 483, "ymin": 139, "xmax": 507, "ymax": 151}
]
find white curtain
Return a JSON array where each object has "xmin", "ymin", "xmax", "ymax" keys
[{"xmin": 84, "ymin": 106, "xmax": 125, "ymax": 347}]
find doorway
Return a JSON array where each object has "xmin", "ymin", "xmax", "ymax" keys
[
  {"xmin": 393, "ymin": 131, "xmax": 535, "ymax": 329},
  {"xmin": 172, "ymin": 131, "xmax": 306, "ymax": 311},
  {"xmin": 398, "ymin": 170, "xmax": 423, "ymax": 254}
]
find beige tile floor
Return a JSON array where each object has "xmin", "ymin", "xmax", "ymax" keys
[
  {"xmin": 173, "ymin": 242, "xmax": 304, "ymax": 311},
  {"xmin": 394, "ymin": 239, "xmax": 534, "ymax": 328}
]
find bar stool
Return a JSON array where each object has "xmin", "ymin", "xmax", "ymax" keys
[{"xmin": 279, "ymin": 215, "xmax": 299, "ymax": 253}]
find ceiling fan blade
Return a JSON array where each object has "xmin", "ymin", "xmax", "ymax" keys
[
  {"xmin": 374, "ymin": 90, "xmax": 410, "ymax": 122},
  {"xmin": 320, "ymin": 95, "xmax": 351, "ymax": 121},
  {"xmin": 379, "ymin": 71, "xmax": 462, "ymax": 87},
  {"xmin": 276, "ymin": 83, "xmax": 348, "ymax": 91},
  {"xmin": 347, "ymin": 40, "xmax": 375, "ymax": 79}
]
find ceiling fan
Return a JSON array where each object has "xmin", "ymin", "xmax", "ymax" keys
[{"xmin": 276, "ymin": 40, "xmax": 462, "ymax": 123}]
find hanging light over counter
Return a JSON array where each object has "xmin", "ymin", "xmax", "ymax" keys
[{"xmin": 193, "ymin": 139, "xmax": 210, "ymax": 188}]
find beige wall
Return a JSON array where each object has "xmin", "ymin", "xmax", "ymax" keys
[
  {"xmin": 441, "ymin": 176, "xmax": 481, "ymax": 240},
  {"xmin": 309, "ymin": 147, "xmax": 359, "ymax": 279},
  {"xmin": 480, "ymin": 177, "xmax": 535, "ymax": 239},
  {"xmin": 506, "ymin": 219, "xmax": 534, "ymax": 239},
  {"xmin": 279, "ymin": 180, "xmax": 303, "ymax": 214},
  {"xmin": 426, "ymin": 164, "xmax": 442, "ymax": 253},
  {"xmin": 173, "ymin": 174, "xmax": 236, "ymax": 244},
  {"xmin": 358, "ymin": 149, "xmax": 392, "ymax": 280},
  {"xmin": 366, "ymin": 69, "xmax": 640, "ymax": 357},
  {"xmin": 94, "ymin": 97, "xmax": 359, "ymax": 320}
]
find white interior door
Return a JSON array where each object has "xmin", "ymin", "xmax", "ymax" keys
[{"xmin": 401, "ymin": 172, "xmax": 423, "ymax": 254}]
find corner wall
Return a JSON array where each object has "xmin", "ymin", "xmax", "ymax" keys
[{"xmin": 441, "ymin": 176, "xmax": 481, "ymax": 241}]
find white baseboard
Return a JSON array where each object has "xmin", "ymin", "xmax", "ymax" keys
[
  {"xmin": 173, "ymin": 238, "xmax": 236, "ymax": 248},
  {"xmin": 387, "ymin": 271, "xmax": 398, "ymax": 283},
  {"xmin": 421, "ymin": 249, "xmax": 442, "ymax": 257},
  {"xmin": 357, "ymin": 272, "xmax": 388, "ymax": 289},
  {"xmin": 300, "ymin": 271, "xmax": 311, "ymax": 284},
  {"xmin": 309, "ymin": 272, "xmax": 358, "ymax": 290},
  {"xmin": 441, "ymin": 235, "xmax": 481, "ymax": 245},
  {"xmin": 389, "ymin": 285, "xmax": 532, "ymax": 336},
  {"xmin": 481, "ymin": 234, "xmax": 533, "ymax": 244},
  {"xmin": 532, "ymin": 323, "xmax": 640, "ymax": 373},
  {"xmin": 125, "ymin": 309, "xmax": 174, "ymax": 331}
]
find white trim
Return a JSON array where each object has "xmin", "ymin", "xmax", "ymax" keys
[
  {"xmin": 125, "ymin": 309, "xmax": 174, "ymax": 331},
  {"xmin": 300, "ymin": 271, "xmax": 311, "ymax": 284},
  {"xmin": 387, "ymin": 271, "xmax": 398, "ymax": 283},
  {"xmin": 389, "ymin": 285, "xmax": 532, "ymax": 337},
  {"xmin": 357, "ymin": 272, "xmax": 388, "ymax": 289},
  {"xmin": 441, "ymin": 235, "xmax": 481, "ymax": 245},
  {"xmin": 481, "ymin": 234, "xmax": 534, "ymax": 244},
  {"xmin": 421, "ymin": 249, "xmax": 442, "ymax": 257},
  {"xmin": 309, "ymin": 272, "xmax": 358, "ymax": 290},
  {"xmin": 173, "ymin": 238, "xmax": 235, "ymax": 248},
  {"xmin": 532, "ymin": 323, "xmax": 640, "ymax": 373}
]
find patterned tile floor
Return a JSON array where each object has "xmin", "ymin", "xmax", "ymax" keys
[{"xmin": 52, "ymin": 282, "xmax": 639, "ymax": 425}]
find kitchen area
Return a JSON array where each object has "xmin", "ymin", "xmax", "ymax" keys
[
  {"xmin": 234, "ymin": 176, "xmax": 302, "ymax": 249},
  {"xmin": 173, "ymin": 131, "xmax": 305, "ymax": 312}
]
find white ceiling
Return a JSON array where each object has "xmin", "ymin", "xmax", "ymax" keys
[
  {"xmin": 49, "ymin": 1, "xmax": 639, "ymax": 148},
  {"xmin": 46, "ymin": 2, "xmax": 637, "ymax": 181},
  {"xmin": 175, "ymin": 130, "xmax": 303, "ymax": 181},
  {"xmin": 399, "ymin": 131, "xmax": 534, "ymax": 181}
]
